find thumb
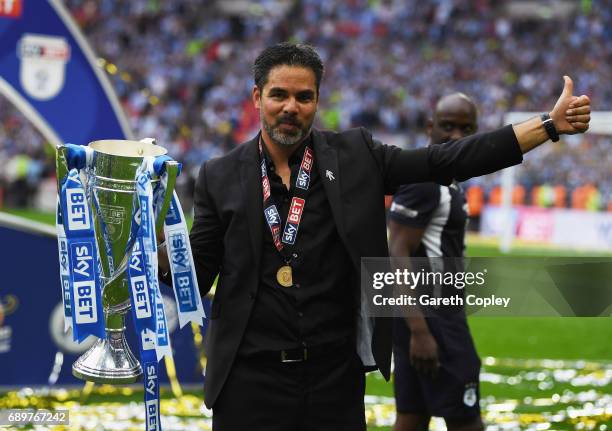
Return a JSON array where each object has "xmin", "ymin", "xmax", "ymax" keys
[{"xmin": 561, "ymin": 75, "xmax": 574, "ymax": 97}]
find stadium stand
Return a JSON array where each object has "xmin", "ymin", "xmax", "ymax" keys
[{"xmin": 1, "ymin": 0, "xmax": 610, "ymax": 212}]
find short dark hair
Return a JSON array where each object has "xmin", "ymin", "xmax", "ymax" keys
[{"xmin": 253, "ymin": 42, "xmax": 324, "ymax": 93}]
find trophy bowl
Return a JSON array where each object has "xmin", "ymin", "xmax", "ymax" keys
[{"xmin": 57, "ymin": 140, "xmax": 179, "ymax": 384}]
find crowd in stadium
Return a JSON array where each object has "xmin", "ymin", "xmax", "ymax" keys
[{"xmin": 0, "ymin": 0, "xmax": 611, "ymax": 211}]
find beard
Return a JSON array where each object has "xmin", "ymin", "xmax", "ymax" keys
[{"xmin": 262, "ymin": 114, "xmax": 312, "ymax": 147}]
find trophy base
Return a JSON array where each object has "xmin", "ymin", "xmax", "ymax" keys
[{"xmin": 72, "ymin": 331, "xmax": 142, "ymax": 384}]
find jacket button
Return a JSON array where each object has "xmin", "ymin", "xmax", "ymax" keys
[{"xmin": 249, "ymin": 292, "xmax": 256, "ymax": 299}]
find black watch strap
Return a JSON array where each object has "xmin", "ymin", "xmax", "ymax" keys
[{"xmin": 540, "ymin": 113, "xmax": 560, "ymax": 142}]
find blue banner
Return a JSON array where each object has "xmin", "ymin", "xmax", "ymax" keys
[
  {"xmin": 59, "ymin": 170, "xmax": 105, "ymax": 342},
  {"xmin": 163, "ymin": 192, "xmax": 206, "ymax": 328},
  {"xmin": 0, "ymin": 0, "xmax": 131, "ymax": 145}
]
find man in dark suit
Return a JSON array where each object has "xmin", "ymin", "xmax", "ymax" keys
[{"xmin": 159, "ymin": 42, "xmax": 591, "ymax": 430}]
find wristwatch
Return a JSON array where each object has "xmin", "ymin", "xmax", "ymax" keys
[{"xmin": 540, "ymin": 113, "xmax": 560, "ymax": 142}]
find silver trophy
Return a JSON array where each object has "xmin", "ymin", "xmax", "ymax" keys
[{"xmin": 56, "ymin": 140, "xmax": 179, "ymax": 384}]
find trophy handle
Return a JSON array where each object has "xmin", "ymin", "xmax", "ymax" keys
[
  {"xmin": 56, "ymin": 144, "xmax": 69, "ymax": 192},
  {"xmin": 155, "ymin": 160, "xmax": 180, "ymax": 235}
]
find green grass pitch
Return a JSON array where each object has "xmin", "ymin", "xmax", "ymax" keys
[{"xmin": 1, "ymin": 208, "xmax": 610, "ymax": 430}]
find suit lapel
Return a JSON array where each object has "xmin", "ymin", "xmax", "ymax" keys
[
  {"xmin": 239, "ymin": 136, "xmax": 263, "ymax": 269},
  {"xmin": 311, "ymin": 130, "xmax": 353, "ymax": 262}
]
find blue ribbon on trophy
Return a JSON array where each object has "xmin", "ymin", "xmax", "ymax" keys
[
  {"xmin": 126, "ymin": 157, "xmax": 174, "ymax": 431},
  {"xmin": 57, "ymin": 149, "xmax": 106, "ymax": 343},
  {"xmin": 138, "ymin": 138, "xmax": 205, "ymax": 329},
  {"xmin": 132, "ymin": 157, "xmax": 173, "ymax": 359},
  {"xmin": 140, "ymin": 328, "xmax": 161, "ymax": 431},
  {"xmin": 157, "ymin": 172, "xmax": 206, "ymax": 329},
  {"xmin": 56, "ymin": 197, "xmax": 73, "ymax": 333}
]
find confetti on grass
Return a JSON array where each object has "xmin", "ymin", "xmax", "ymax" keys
[{"xmin": 0, "ymin": 358, "xmax": 609, "ymax": 430}]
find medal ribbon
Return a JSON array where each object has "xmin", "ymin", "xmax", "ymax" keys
[
  {"xmin": 258, "ymin": 140, "xmax": 314, "ymax": 261},
  {"xmin": 58, "ymin": 145, "xmax": 105, "ymax": 342}
]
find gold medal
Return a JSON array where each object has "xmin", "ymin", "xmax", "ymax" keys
[{"xmin": 276, "ymin": 265, "xmax": 293, "ymax": 287}]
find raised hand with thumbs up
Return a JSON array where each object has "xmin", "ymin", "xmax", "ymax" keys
[
  {"xmin": 550, "ymin": 75, "xmax": 591, "ymax": 134},
  {"xmin": 512, "ymin": 75, "xmax": 591, "ymax": 153}
]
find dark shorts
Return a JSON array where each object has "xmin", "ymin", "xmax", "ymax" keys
[{"xmin": 392, "ymin": 315, "xmax": 481, "ymax": 419}]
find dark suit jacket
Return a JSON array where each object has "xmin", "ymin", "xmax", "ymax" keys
[{"xmin": 188, "ymin": 126, "xmax": 522, "ymax": 408}]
